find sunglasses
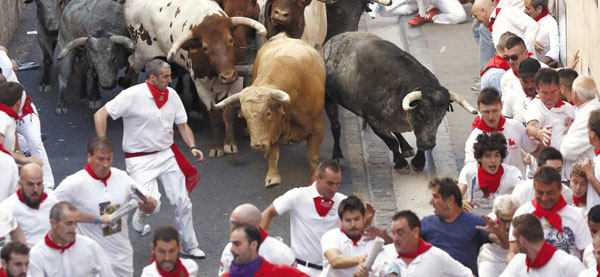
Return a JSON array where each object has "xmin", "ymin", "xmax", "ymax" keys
[{"xmin": 503, "ymin": 54, "xmax": 521, "ymax": 61}]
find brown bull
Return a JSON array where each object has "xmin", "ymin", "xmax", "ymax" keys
[
  {"xmin": 216, "ymin": 33, "xmax": 325, "ymax": 187},
  {"xmin": 216, "ymin": 0, "xmax": 260, "ymax": 63}
]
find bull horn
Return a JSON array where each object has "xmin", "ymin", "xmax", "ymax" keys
[
  {"xmin": 230, "ymin": 17, "xmax": 267, "ymax": 38},
  {"xmin": 58, "ymin": 37, "xmax": 88, "ymax": 60},
  {"xmin": 365, "ymin": 0, "xmax": 392, "ymax": 6},
  {"xmin": 402, "ymin": 90, "xmax": 422, "ymax": 111},
  {"xmin": 167, "ymin": 32, "xmax": 195, "ymax": 62},
  {"xmin": 110, "ymin": 35, "xmax": 135, "ymax": 51},
  {"xmin": 215, "ymin": 93, "xmax": 241, "ymax": 109},
  {"xmin": 449, "ymin": 91, "xmax": 478, "ymax": 114},
  {"xmin": 270, "ymin": 90, "xmax": 290, "ymax": 104}
]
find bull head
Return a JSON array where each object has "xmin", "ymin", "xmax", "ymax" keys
[
  {"xmin": 29, "ymin": 0, "xmax": 68, "ymax": 32},
  {"xmin": 402, "ymin": 90, "xmax": 477, "ymax": 114},
  {"xmin": 217, "ymin": 0, "xmax": 261, "ymax": 62},
  {"xmin": 268, "ymin": 0, "xmax": 311, "ymax": 38}
]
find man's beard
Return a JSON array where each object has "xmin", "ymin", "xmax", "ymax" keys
[
  {"xmin": 22, "ymin": 192, "xmax": 41, "ymax": 209},
  {"xmin": 6, "ymin": 269, "xmax": 26, "ymax": 277}
]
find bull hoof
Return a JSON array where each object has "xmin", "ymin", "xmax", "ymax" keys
[
  {"xmin": 410, "ymin": 161, "xmax": 425, "ymax": 172},
  {"xmin": 88, "ymin": 100, "xmax": 102, "ymax": 109},
  {"xmin": 209, "ymin": 148, "xmax": 224, "ymax": 158},
  {"xmin": 224, "ymin": 144, "xmax": 238, "ymax": 154},
  {"xmin": 55, "ymin": 105, "xmax": 68, "ymax": 115},
  {"xmin": 394, "ymin": 165, "xmax": 410, "ymax": 175},
  {"xmin": 402, "ymin": 150, "xmax": 416, "ymax": 158},
  {"xmin": 39, "ymin": 85, "xmax": 51, "ymax": 93},
  {"xmin": 265, "ymin": 176, "xmax": 281, "ymax": 188}
]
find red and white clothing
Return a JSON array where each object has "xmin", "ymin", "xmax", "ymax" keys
[
  {"xmin": 319, "ymin": 228, "xmax": 375, "ymax": 277},
  {"xmin": 534, "ymin": 11, "xmax": 560, "ymax": 62},
  {"xmin": 560, "ymin": 99, "xmax": 600, "ymax": 180},
  {"xmin": 272, "ymin": 182, "xmax": 347, "ymax": 276},
  {"xmin": 464, "ymin": 116, "xmax": 537, "ymax": 176},
  {"xmin": 500, "ymin": 246, "xmax": 585, "ymax": 276},
  {"xmin": 511, "ymin": 179, "xmax": 573, "ymax": 206},
  {"xmin": 27, "ymin": 234, "xmax": 114, "ymax": 277},
  {"xmin": 0, "ymin": 150, "xmax": 18, "ymax": 202},
  {"xmin": 0, "ymin": 209, "xmax": 17, "ymax": 253},
  {"xmin": 416, "ymin": 0, "xmax": 467, "ymax": 24},
  {"xmin": 509, "ymin": 198, "xmax": 591, "ymax": 259},
  {"xmin": 524, "ymin": 98, "xmax": 575, "ymax": 149},
  {"xmin": 458, "ymin": 163, "xmax": 522, "ymax": 215},
  {"xmin": 579, "ymin": 266, "xmax": 600, "ymax": 277},
  {"xmin": 141, "ymin": 258, "xmax": 198, "ymax": 277},
  {"xmin": 501, "ymin": 72, "xmax": 537, "ymax": 126},
  {"xmin": 478, "ymin": 213, "xmax": 509, "ymax": 277},
  {"xmin": 370, "ymin": 243, "xmax": 472, "ymax": 276},
  {"xmin": 0, "ymin": 190, "xmax": 58, "ymax": 246},
  {"xmin": 219, "ymin": 228, "xmax": 296, "ymax": 276},
  {"xmin": 489, "ymin": 6, "xmax": 540, "ymax": 54},
  {"xmin": 222, "ymin": 257, "xmax": 308, "ymax": 277}
]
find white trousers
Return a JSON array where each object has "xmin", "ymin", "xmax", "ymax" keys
[
  {"xmin": 125, "ymin": 148, "xmax": 199, "ymax": 250},
  {"xmin": 379, "ymin": 0, "xmax": 418, "ymax": 16},
  {"xmin": 16, "ymin": 103, "xmax": 54, "ymax": 190},
  {"xmin": 418, "ymin": 0, "xmax": 467, "ymax": 24}
]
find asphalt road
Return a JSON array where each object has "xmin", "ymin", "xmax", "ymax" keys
[{"xmin": 8, "ymin": 4, "xmax": 357, "ymax": 276}]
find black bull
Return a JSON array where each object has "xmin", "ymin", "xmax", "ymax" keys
[{"xmin": 320, "ymin": 32, "xmax": 477, "ymax": 173}]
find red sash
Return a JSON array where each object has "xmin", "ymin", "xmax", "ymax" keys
[
  {"xmin": 84, "ymin": 164, "xmax": 111, "ymax": 187},
  {"xmin": 478, "ymin": 165, "xmax": 504, "ymax": 197},
  {"xmin": 532, "ymin": 195, "xmax": 567, "ymax": 232},
  {"xmin": 525, "ymin": 242, "xmax": 557, "ymax": 272},
  {"xmin": 44, "ymin": 233, "xmax": 75, "ymax": 253},
  {"xmin": 146, "ymin": 80, "xmax": 169, "ymax": 109},
  {"xmin": 313, "ymin": 196, "xmax": 334, "ymax": 217},
  {"xmin": 340, "ymin": 228, "xmax": 362, "ymax": 246},
  {"xmin": 480, "ymin": 55, "xmax": 510, "ymax": 76},
  {"xmin": 17, "ymin": 189, "xmax": 48, "ymax": 210},
  {"xmin": 0, "ymin": 103, "xmax": 18, "ymax": 119},
  {"xmin": 397, "ymin": 238, "xmax": 432, "ymax": 259},
  {"xmin": 475, "ymin": 115, "xmax": 505, "ymax": 132},
  {"xmin": 534, "ymin": 10, "xmax": 550, "ymax": 22},
  {"xmin": 155, "ymin": 258, "xmax": 188, "ymax": 277}
]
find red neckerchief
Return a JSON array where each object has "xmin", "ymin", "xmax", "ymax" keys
[
  {"xmin": 477, "ymin": 165, "xmax": 504, "ymax": 197},
  {"xmin": 44, "ymin": 233, "xmax": 75, "ymax": 253},
  {"xmin": 84, "ymin": 164, "xmax": 111, "ymax": 187},
  {"xmin": 595, "ymin": 148, "xmax": 600, "ymax": 156},
  {"xmin": 596, "ymin": 264, "xmax": 600, "ymax": 277},
  {"xmin": 155, "ymin": 258, "xmax": 189, "ymax": 277},
  {"xmin": 313, "ymin": 196, "xmax": 334, "ymax": 217},
  {"xmin": 259, "ymin": 227, "xmax": 268, "ymax": 243},
  {"xmin": 397, "ymin": 238, "xmax": 432, "ymax": 259},
  {"xmin": 20, "ymin": 96, "xmax": 35, "ymax": 117},
  {"xmin": 532, "ymin": 195, "xmax": 567, "ymax": 232},
  {"xmin": 340, "ymin": 228, "xmax": 362, "ymax": 246},
  {"xmin": 471, "ymin": 115, "xmax": 481, "ymax": 130},
  {"xmin": 17, "ymin": 189, "xmax": 48, "ymax": 210},
  {"xmin": 513, "ymin": 70, "xmax": 519, "ymax": 78},
  {"xmin": 475, "ymin": 115, "xmax": 506, "ymax": 132},
  {"xmin": 534, "ymin": 10, "xmax": 550, "ymax": 22},
  {"xmin": 525, "ymin": 242, "xmax": 557, "ymax": 272},
  {"xmin": 0, "ymin": 268, "xmax": 6, "ymax": 277},
  {"xmin": 480, "ymin": 55, "xmax": 510, "ymax": 76},
  {"xmin": 573, "ymin": 194, "xmax": 586, "ymax": 206},
  {"xmin": 0, "ymin": 103, "xmax": 18, "ymax": 119},
  {"xmin": 0, "ymin": 144, "xmax": 10, "ymax": 155},
  {"xmin": 553, "ymin": 100, "xmax": 565, "ymax": 108},
  {"xmin": 488, "ymin": 8, "xmax": 501, "ymax": 32},
  {"xmin": 146, "ymin": 80, "xmax": 169, "ymax": 109}
]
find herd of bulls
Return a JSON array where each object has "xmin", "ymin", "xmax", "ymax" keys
[{"xmin": 24, "ymin": 0, "xmax": 478, "ymax": 187}]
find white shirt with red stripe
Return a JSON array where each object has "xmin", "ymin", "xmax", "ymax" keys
[
  {"xmin": 141, "ymin": 258, "xmax": 198, "ymax": 277},
  {"xmin": 370, "ymin": 244, "xmax": 472, "ymax": 277},
  {"xmin": 0, "ymin": 151, "xmax": 18, "ymax": 202},
  {"xmin": 273, "ymin": 183, "xmax": 347, "ymax": 269},
  {"xmin": 535, "ymin": 13, "xmax": 560, "ymax": 62},
  {"xmin": 0, "ymin": 209, "xmax": 17, "ymax": 253},
  {"xmin": 105, "ymin": 82, "xmax": 187, "ymax": 153},
  {"xmin": 0, "ymin": 111, "xmax": 16, "ymax": 151},
  {"xmin": 490, "ymin": 6, "xmax": 540, "ymax": 54},
  {"xmin": 524, "ymin": 98, "xmax": 575, "ymax": 149},
  {"xmin": 511, "ymin": 179, "xmax": 573, "ymax": 207},
  {"xmin": 27, "ymin": 234, "xmax": 114, "ymax": 277},
  {"xmin": 54, "ymin": 167, "xmax": 148, "ymax": 276},
  {"xmin": 499, "ymin": 249, "xmax": 585, "ymax": 277},
  {"xmin": 319, "ymin": 227, "xmax": 375, "ymax": 277},
  {"xmin": 0, "ymin": 191, "xmax": 58, "ymax": 246}
]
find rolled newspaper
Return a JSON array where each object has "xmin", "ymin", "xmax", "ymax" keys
[
  {"xmin": 108, "ymin": 199, "xmax": 138, "ymax": 223},
  {"xmin": 365, "ymin": 237, "xmax": 385, "ymax": 270}
]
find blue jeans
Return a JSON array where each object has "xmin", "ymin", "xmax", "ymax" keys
[
  {"xmin": 481, "ymin": 67, "xmax": 506, "ymax": 95},
  {"xmin": 472, "ymin": 20, "xmax": 496, "ymax": 72}
]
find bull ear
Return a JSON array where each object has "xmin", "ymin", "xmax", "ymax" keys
[{"xmin": 181, "ymin": 39, "xmax": 202, "ymax": 52}]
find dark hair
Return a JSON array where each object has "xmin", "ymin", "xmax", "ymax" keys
[
  {"xmin": 428, "ymin": 177, "xmax": 462, "ymax": 206},
  {"xmin": 0, "ymin": 242, "xmax": 29, "ymax": 263},
  {"xmin": 50, "ymin": 201, "xmax": 78, "ymax": 222},
  {"xmin": 505, "ymin": 36, "xmax": 526, "ymax": 51},
  {"xmin": 512, "ymin": 214, "xmax": 544, "ymax": 243},
  {"xmin": 86, "ymin": 137, "xmax": 115, "ymax": 156},
  {"xmin": 535, "ymin": 68, "xmax": 559, "ymax": 88},
  {"xmin": 473, "ymin": 132, "xmax": 507, "ymax": 162},
  {"xmin": 588, "ymin": 110, "xmax": 600, "ymax": 138},
  {"xmin": 558, "ymin": 69, "xmax": 579, "ymax": 91},
  {"xmin": 588, "ymin": 205, "xmax": 600, "ymax": 224},
  {"xmin": 529, "ymin": 0, "xmax": 548, "ymax": 12},
  {"xmin": 153, "ymin": 225, "xmax": 180, "ymax": 245},
  {"xmin": 534, "ymin": 166, "xmax": 562, "ymax": 190},
  {"xmin": 537, "ymin": 147, "xmax": 563, "ymax": 167},
  {"xmin": 338, "ymin": 195, "xmax": 365, "ymax": 219},
  {"xmin": 0, "ymin": 73, "xmax": 6, "ymax": 85},
  {"xmin": 392, "ymin": 210, "xmax": 421, "ymax": 230},
  {"xmin": 0, "ymin": 82, "xmax": 24, "ymax": 107},
  {"xmin": 233, "ymin": 224, "xmax": 262, "ymax": 250},
  {"xmin": 477, "ymin": 88, "xmax": 502, "ymax": 106},
  {"xmin": 316, "ymin": 159, "xmax": 341, "ymax": 178}
]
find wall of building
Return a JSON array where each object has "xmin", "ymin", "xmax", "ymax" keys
[
  {"xmin": 564, "ymin": 0, "xmax": 600, "ymax": 80},
  {"xmin": 0, "ymin": 0, "xmax": 26, "ymax": 45}
]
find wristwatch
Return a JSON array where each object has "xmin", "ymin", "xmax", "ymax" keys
[{"xmin": 190, "ymin": 146, "xmax": 200, "ymax": 151}]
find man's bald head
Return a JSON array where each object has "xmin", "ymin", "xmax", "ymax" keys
[
  {"xmin": 20, "ymin": 163, "xmax": 43, "ymax": 181},
  {"xmin": 572, "ymin": 75, "xmax": 599, "ymax": 101},
  {"xmin": 473, "ymin": 0, "xmax": 495, "ymax": 11},
  {"xmin": 472, "ymin": 0, "xmax": 496, "ymax": 26},
  {"xmin": 230, "ymin": 204, "xmax": 262, "ymax": 232}
]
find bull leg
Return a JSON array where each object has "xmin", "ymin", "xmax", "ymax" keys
[
  {"xmin": 88, "ymin": 69, "xmax": 102, "ymax": 109},
  {"xmin": 324, "ymin": 94, "xmax": 344, "ymax": 165},
  {"xmin": 37, "ymin": 24, "xmax": 54, "ymax": 93},
  {"xmin": 306, "ymin": 119, "xmax": 325, "ymax": 175},
  {"xmin": 208, "ymin": 107, "xmax": 225, "ymax": 158},
  {"xmin": 56, "ymin": 51, "xmax": 76, "ymax": 114},
  {"xmin": 370, "ymin": 125, "xmax": 409, "ymax": 174},
  {"xmin": 393, "ymin": 132, "xmax": 415, "ymax": 158},
  {"xmin": 188, "ymin": 79, "xmax": 204, "ymax": 119},
  {"xmin": 410, "ymin": 150, "xmax": 426, "ymax": 172},
  {"xmin": 265, "ymin": 144, "xmax": 281, "ymax": 188},
  {"xmin": 223, "ymin": 105, "xmax": 238, "ymax": 154}
]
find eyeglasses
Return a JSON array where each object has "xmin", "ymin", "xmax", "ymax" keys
[{"xmin": 503, "ymin": 50, "xmax": 527, "ymax": 61}]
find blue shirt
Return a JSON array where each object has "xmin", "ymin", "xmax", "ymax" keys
[{"xmin": 421, "ymin": 211, "xmax": 490, "ymax": 276}]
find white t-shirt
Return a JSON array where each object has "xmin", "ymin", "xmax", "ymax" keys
[
  {"xmin": 0, "ymin": 208, "xmax": 18, "ymax": 253},
  {"xmin": 0, "ymin": 151, "xmax": 18, "ymax": 202},
  {"xmin": 0, "ymin": 112, "xmax": 17, "ymax": 151},
  {"xmin": 561, "ymin": 99, "xmax": 600, "ymax": 180},
  {"xmin": 579, "ymin": 267, "xmax": 600, "ymax": 277},
  {"xmin": 319, "ymin": 228, "xmax": 375, "ymax": 277},
  {"xmin": 27, "ymin": 234, "xmax": 115, "ymax": 277},
  {"xmin": 535, "ymin": 14, "xmax": 560, "ymax": 62},
  {"xmin": 141, "ymin": 258, "xmax": 198, "ymax": 277},
  {"xmin": 524, "ymin": 98, "xmax": 575, "ymax": 149},
  {"xmin": 273, "ymin": 183, "xmax": 347, "ymax": 266},
  {"xmin": 0, "ymin": 50, "xmax": 19, "ymax": 83},
  {"xmin": 54, "ymin": 167, "xmax": 148, "ymax": 275},
  {"xmin": 105, "ymin": 82, "xmax": 187, "ymax": 153},
  {"xmin": 500, "ymin": 249, "xmax": 585, "ymax": 277},
  {"xmin": 582, "ymin": 243, "xmax": 595, "ymax": 269},
  {"xmin": 459, "ymin": 163, "xmax": 523, "ymax": 215},
  {"xmin": 511, "ymin": 179, "xmax": 574, "ymax": 207},
  {"xmin": 496, "ymin": 0, "xmax": 524, "ymax": 10},
  {"xmin": 509, "ymin": 202, "xmax": 592, "ymax": 259},
  {"xmin": 586, "ymin": 154, "xmax": 600, "ymax": 209},
  {"xmin": 370, "ymin": 244, "xmax": 472, "ymax": 277},
  {"xmin": 219, "ymin": 235, "xmax": 296, "ymax": 276},
  {"xmin": 0, "ymin": 191, "xmax": 58, "ymax": 246},
  {"xmin": 478, "ymin": 213, "xmax": 509, "ymax": 277},
  {"xmin": 464, "ymin": 118, "xmax": 538, "ymax": 176},
  {"xmin": 501, "ymin": 72, "xmax": 537, "ymax": 126},
  {"xmin": 490, "ymin": 6, "xmax": 540, "ymax": 54}
]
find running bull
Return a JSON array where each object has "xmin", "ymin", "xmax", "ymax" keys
[
  {"xmin": 216, "ymin": 34, "xmax": 326, "ymax": 187},
  {"xmin": 321, "ymin": 32, "xmax": 477, "ymax": 173}
]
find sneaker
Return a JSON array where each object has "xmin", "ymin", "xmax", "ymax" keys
[
  {"xmin": 132, "ymin": 210, "xmax": 151, "ymax": 236},
  {"xmin": 408, "ymin": 15, "xmax": 428, "ymax": 27},
  {"xmin": 181, "ymin": 247, "xmax": 206, "ymax": 259}
]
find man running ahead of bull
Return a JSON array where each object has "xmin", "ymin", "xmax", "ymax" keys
[{"xmin": 94, "ymin": 58, "xmax": 206, "ymax": 258}]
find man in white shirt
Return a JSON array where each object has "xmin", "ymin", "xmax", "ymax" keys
[
  {"xmin": 502, "ymin": 57, "xmax": 540, "ymax": 125},
  {"xmin": 219, "ymin": 203, "xmax": 295, "ymax": 276},
  {"xmin": 54, "ymin": 137, "xmax": 158, "ymax": 277},
  {"xmin": 501, "ymin": 213, "xmax": 585, "ymax": 276},
  {"xmin": 354, "ymin": 210, "xmax": 472, "ymax": 277},
  {"xmin": 408, "ymin": 0, "xmax": 467, "ymax": 27},
  {"xmin": 0, "ymin": 140, "xmax": 18, "ymax": 202},
  {"xmin": 0, "ymin": 209, "xmax": 26, "ymax": 254},
  {"xmin": 561, "ymin": 76, "xmax": 600, "ymax": 179},
  {"xmin": 94, "ymin": 59, "xmax": 206, "ymax": 258},
  {"xmin": 27, "ymin": 202, "xmax": 114, "ymax": 277},
  {"xmin": 582, "ymin": 110, "xmax": 600, "ymax": 209},
  {"xmin": 0, "ymin": 163, "xmax": 58, "ymax": 246},
  {"xmin": 559, "ymin": 69, "xmax": 578, "ymax": 102},
  {"xmin": 579, "ymin": 233, "xmax": 600, "ymax": 277},
  {"xmin": 582, "ymin": 206, "xmax": 600, "ymax": 269},
  {"xmin": 0, "ymin": 241, "xmax": 29, "ymax": 277},
  {"xmin": 508, "ymin": 167, "xmax": 592, "ymax": 262},
  {"xmin": 141, "ymin": 225, "xmax": 199, "ymax": 277},
  {"xmin": 524, "ymin": 0, "xmax": 559, "ymax": 66},
  {"xmin": 261, "ymin": 160, "xmax": 347, "ymax": 276}
]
